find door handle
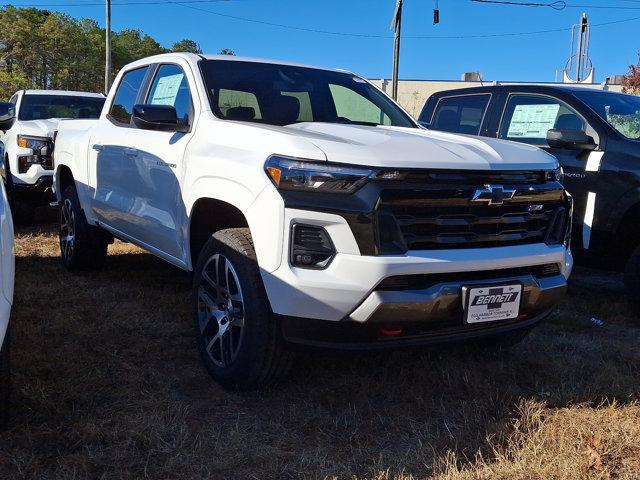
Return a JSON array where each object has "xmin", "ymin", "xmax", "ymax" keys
[
  {"xmin": 124, "ymin": 147, "xmax": 138, "ymax": 158},
  {"xmin": 92, "ymin": 144, "xmax": 103, "ymax": 151}
]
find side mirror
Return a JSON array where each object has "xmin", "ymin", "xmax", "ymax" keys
[
  {"xmin": 0, "ymin": 102, "xmax": 16, "ymax": 131},
  {"xmin": 418, "ymin": 120, "xmax": 431, "ymax": 129},
  {"xmin": 131, "ymin": 104, "xmax": 187, "ymax": 132},
  {"xmin": 546, "ymin": 129, "xmax": 597, "ymax": 151}
]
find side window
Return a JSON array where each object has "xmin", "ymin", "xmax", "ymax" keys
[
  {"xmin": 218, "ymin": 89, "xmax": 262, "ymax": 120},
  {"xmin": 109, "ymin": 66, "xmax": 148, "ymax": 125},
  {"xmin": 146, "ymin": 64, "xmax": 192, "ymax": 122},
  {"xmin": 431, "ymin": 94, "xmax": 490, "ymax": 135},
  {"xmin": 8, "ymin": 93, "xmax": 18, "ymax": 117},
  {"xmin": 329, "ymin": 84, "xmax": 391, "ymax": 126},
  {"xmin": 500, "ymin": 94, "xmax": 585, "ymax": 146}
]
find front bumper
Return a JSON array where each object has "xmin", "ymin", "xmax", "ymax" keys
[
  {"xmin": 349, "ymin": 271, "xmax": 566, "ymax": 323},
  {"xmin": 10, "ymin": 175, "xmax": 54, "ymax": 202},
  {"xmin": 261, "ymin": 207, "xmax": 572, "ymax": 322},
  {"xmin": 276, "ymin": 269, "xmax": 565, "ymax": 349}
]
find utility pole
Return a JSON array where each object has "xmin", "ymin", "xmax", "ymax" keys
[
  {"xmin": 575, "ymin": 13, "xmax": 589, "ymax": 82},
  {"xmin": 391, "ymin": 0, "xmax": 402, "ymax": 101},
  {"xmin": 105, "ymin": 0, "xmax": 112, "ymax": 94}
]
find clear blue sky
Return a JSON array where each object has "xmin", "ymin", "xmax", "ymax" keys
[{"xmin": 17, "ymin": 0, "xmax": 640, "ymax": 82}]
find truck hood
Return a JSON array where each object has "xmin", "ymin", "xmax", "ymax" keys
[
  {"xmin": 284, "ymin": 123, "xmax": 558, "ymax": 171},
  {"xmin": 16, "ymin": 118, "xmax": 63, "ymax": 138}
]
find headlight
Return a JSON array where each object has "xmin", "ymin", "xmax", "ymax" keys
[
  {"xmin": 545, "ymin": 166, "xmax": 564, "ymax": 183},
  {"xmin": 17, "ymin": 135, "xmax": 49, "ymax": 151},
  {"xmin": 264, "ymin": 155, "xmax": 404, "ymax": 194}
]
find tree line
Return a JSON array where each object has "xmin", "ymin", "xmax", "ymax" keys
[{"xmin": 0, "ymin": 6, "xmax": 234, "ymax": 99}]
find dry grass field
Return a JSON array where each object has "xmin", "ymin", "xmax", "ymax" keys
[{"xmin": 1, "ymin": 222, "xmax": 640, "ymax": 480}]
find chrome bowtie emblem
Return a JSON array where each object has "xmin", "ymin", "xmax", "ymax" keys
[{"xmin": 471, "ymin": 184, "xmax": 516, "ymax": 206}]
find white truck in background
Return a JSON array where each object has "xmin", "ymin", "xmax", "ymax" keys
[
  {"xmin": 53, "ymin": 53, "xmax": 573, "ymax": 390},
  {"xmin": 0, "ymin": 90, "xmax": 105, "ymax": 223}
]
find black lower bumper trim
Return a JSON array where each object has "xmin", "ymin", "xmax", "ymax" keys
[
  {"xmin": 280, "ymin": 309, "xmax": 551, "ymax": 351},
  {"xmin": 11, "ymin": 176, "xmax": 54, "ymax": 202}
]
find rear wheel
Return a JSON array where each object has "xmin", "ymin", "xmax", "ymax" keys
[
  {"xmin": 193, "ymin": 228, "xmax": 293, "ymax": 390},
  {"xmin": 59, "ymin": 185, "xmax": 108, "ymax": 271},
  {"xmin": 0, "ymin": 327, "xmax": 9, "ymax": 430}
]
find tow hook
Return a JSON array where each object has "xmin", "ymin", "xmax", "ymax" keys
[{"xmin": 380, "ymin": 327, "xmax": 403, "ymax": 336}]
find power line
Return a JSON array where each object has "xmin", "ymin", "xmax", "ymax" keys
[
  {"xmin": 472, "ymin": 0, "xmax": 640, "ymax": 9},
  {"xmin": 1, "ymin": 0, "xmax": 639, "ymax": 40},
  {"xmin": 472, "ymin": 0, "xmax": 566, "ymax": 9},
  {"xmin": 175, "ymin": 2, "xmax": 640, "ymax": 40}
]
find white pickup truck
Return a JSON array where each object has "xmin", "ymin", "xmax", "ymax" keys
[
  {"xmin": 53, "ymin": 53, "xmax": 573, "ymax": 390},
  {"xmin": 0, "ymin": 90, "xmax": 105, "ymax": 223}
]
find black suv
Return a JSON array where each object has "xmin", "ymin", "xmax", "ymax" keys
[{"xmin": 419, "ymin": 85, "xmax": 640, "ymax": 305}]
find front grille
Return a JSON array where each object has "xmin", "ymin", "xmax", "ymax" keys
[
  {"xmin": 17, "ymin": 154, "xmax": 53, "ymax": 173},
  {"xmin": 377, "ymin": 185, "xmax": 568, "ymax": 252},
  {"xmin": 402, "ymin": 170, "xmax": 546, "ymax": 185}
]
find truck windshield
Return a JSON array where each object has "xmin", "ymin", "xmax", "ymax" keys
[
  {"xmin": 574, "ymin": 90, "xmax": 640, "ymax": 139},
  {"xmin": 18, "ymin": 94, "xmax": 105, "ymax": 121},
  {"xmin": 200, "ymin": 60, "xmax": 416, "ymax": 128}
]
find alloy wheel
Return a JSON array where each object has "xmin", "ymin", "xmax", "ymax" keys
[
  {"xmin": 197, "ymin": 254, "xmax": 246, "ymax": 368},
  {"xmin": 60, "ymin": 198, "xmax": 75, "ymax": 261}
]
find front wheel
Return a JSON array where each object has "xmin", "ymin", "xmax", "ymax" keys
[
  {"xmin": 193, "ymin": 228, "xmax": 293, "ymax": 390},
  {"xmin": 59, "ymin": 185, "xmax": 108, "ymax": 271}
]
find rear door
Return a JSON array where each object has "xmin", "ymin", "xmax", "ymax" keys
[
  {"xmin": 87, "ymin": 65, "xmax": 151, "ymax": 240},
  {"xmin": 497, "ymin": 93, "xmax": 603, "ymax": 250}
]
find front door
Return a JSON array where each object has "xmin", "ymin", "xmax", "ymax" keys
[
  {"xmin": 112, "ymin": 63, "xmax": 195, "ymax": 264},
  {"xmin": 498, "ymin": 93, "xmax": 602, "ymax": 251}
]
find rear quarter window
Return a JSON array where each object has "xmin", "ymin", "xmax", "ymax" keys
[{"xmin": 430, "ymin": 94, "xmax": 490, "ymax": 135}]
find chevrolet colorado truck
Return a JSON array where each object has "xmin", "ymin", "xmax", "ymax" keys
[
  {"xmin": 53, "ymin": 53, "xmax": 573, "ymax": 389},
  {"xmin": 0, "ymin": 90, "xmax": 105, "ymax": 223}
]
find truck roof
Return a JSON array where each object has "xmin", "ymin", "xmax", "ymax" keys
[
  {"xmin": 21, "ymin": 90, "xmax": 104, "ymax": 97},
  {"xmin": 124, "ymin": 52, "xmax": 350, "ymax": 75},
  {"xmin": 426, "ymin": 84, "xmax": 626, "ymax": 96}
]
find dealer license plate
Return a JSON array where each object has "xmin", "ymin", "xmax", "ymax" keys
[{"xmin": 464, "ymin": 284, "xmax": 522, "ymax": 324}]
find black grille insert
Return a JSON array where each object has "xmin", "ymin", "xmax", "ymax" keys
[{"xmin": 377, "ymin": 186, "xmax": 568, "ymax": 252}]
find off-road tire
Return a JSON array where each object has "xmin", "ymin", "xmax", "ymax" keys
[
  {"xmin": 59, "ymin": 185, "xmax": 108, "ymax": 271},
  {"xmin": 0, "ymin": 327, "xmax": 10, "ymax": 430},
  {"xmin": 193, "ymin": 228, "xmax": 293, "ymax": 390},
  {"xmin": 624, "ymin": 245, "xmax": 640, "ymax": 314}
]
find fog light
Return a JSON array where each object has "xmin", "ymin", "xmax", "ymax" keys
[{"xmin": 290, "ymin": 224, "xmax": 335, "ymax": 269}]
